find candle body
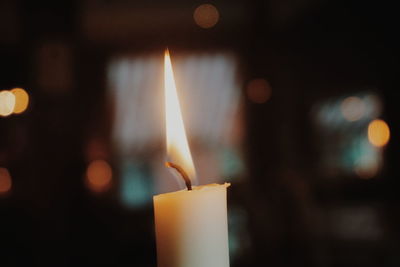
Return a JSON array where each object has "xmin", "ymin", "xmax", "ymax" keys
[{"xmin": 153, "ymin": 183, "xmax": 230, "ymax": 267}]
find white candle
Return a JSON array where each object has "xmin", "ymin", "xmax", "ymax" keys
[
  {"xmin": 153, "ymin": 49, "xmax": 230, "ymax": 267},
  {"xmin": 154, "ymin": 183, "xmax": 230, "ymax": 267}
]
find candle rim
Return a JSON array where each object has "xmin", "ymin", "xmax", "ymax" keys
[{"xmin": 154, "ymin": 182, "xmax": 230, "ymax": 198}]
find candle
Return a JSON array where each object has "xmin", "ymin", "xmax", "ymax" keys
[{"xmin": 153, "ymin": 50, "xmax": 230, "ymax": 267}]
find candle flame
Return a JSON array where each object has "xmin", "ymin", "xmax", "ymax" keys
[{"xmin": 164, "ymin": 49, "xmax": 196, "ymax": 184}]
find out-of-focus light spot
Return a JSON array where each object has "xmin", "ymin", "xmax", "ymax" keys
[
  {"xmin": 120, "ymin": 161, "xmax": 152, "ymax": 208},
  {"xmin": 0, "ymin": 167, "xmax": 12, "ymax": 195},
  {"xmin": 246, "ymin": 78, "xmax": 271, "ymax": 104},
  {"xmin": 86, "ymin": 160, "xmax": 112, "ymax": 193},
  {"xmin": 341, "ymin": 96, "xmax": 366, "ymax": 121},
  {"xmin": 0, "ymin": 90, "xmax": 16, "ymax": 117},
  {"xmin": 363, "ymin": 94, "xmax": 382, "ymax": 118},
  {"xmin": 11, "ymin": 88, "xmax": 29, "ymax": 114},
  {"xmin": 354, "ymin": 163, "xmax": 379, "ymax": 179},
  {"xmin": 220, "ymin": 148, "xmax": 244, "ymax": 178},
  {"xmin": 368, "ymin": 119, "xmax": 390, "ymax": 147},
  {"xmin": 354, "ymin": 153, "xmax": 380, "ymax": 179},
  {"xmin": 193, "ymin": 4, "xmax": 219, "ymax": 29}
]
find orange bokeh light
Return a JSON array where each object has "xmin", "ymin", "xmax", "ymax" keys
[
  {"xmin": 86, "ymin": 160, "xmax": 112, "ymax": 193},
  {"xmin": 11, "ymin": 88, "xmax": 29, "ymax": 114},
  {"xmin": 0, "ymin": 167, "xmax": 12, "ymax": 195},
  {"xmin": 193, "ymin": 4, "xmax": 220, "ymax": 29},
  {"xmin": 368, "ymin": 119, "xmax": 390, "ymax": 147},
  {"xmin": 246, "ymin": 78, "xmax": 272, "ymax": 104}
]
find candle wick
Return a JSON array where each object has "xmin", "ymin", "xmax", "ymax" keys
[{"xmin": 165, "ymin": 162, "xmax": 192, "ymax": 190}]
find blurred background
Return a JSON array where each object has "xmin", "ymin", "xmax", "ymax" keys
[{"xmin": 0, "ymin": 0, "xmax": 399, "ymax": 266}]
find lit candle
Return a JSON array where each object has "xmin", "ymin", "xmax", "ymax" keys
[{"xmin": 153, "ymin": 50, "xmax": 230, "ymax": 267}]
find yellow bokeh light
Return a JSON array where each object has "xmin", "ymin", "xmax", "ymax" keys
[
  {"xmin": 341, "ymin": 96, "xmax": 365, "ymax": 121},
  {"xmin": 0, "ymin": 167, "xmax": 12, "ymax": 195},
  {"xmin": 86, "ymin": 160, "xmax": 113, "ymax": 193},
  {"xmin": 11, "ymin": 88, "xmax": 29, "ymax": 114},
  {"xmin": 246, "ymin": 78, "xmax": 272, "ymax": 104},
  {"xmin": 0, "ymin": 90, "xmax": 16, "ymax": 117},
  {"xmin": 368, "ymin": 119, "xmax": 390, "ymax": 147},
  {"xmin": 193, "ymin": 4, "xmax": 220, "ymax": 29}
]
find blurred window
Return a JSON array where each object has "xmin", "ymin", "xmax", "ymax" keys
[{"xmin": 108, "ymin": 52, "xmax": 244, "ymax": 208}]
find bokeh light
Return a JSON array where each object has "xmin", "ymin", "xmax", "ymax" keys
[
  {"xmin": 246, "ymin": 78, "xmax": 272, "ymax": 104},
  {"xmin": 368, "ymin": 119, "xmax": 390, "ymax": 147},
  {"xmin": 341, "ymin": 96, "xmax": 366, "ymax": 121},
  {"xmin": 0, "ymin": 167, "xmax": 12, "ymax": 195},
  {"xmin": 354, "ymin": 152, "xmax": 380, "ymax": 179},
  {"xmin": 354, "ymin": 161, "xmax": 379, "ymax": 179},
  {"xmin": 0, "ymin": 90, "xmax": 16, "ymax": 117},
  {"xmin": 193, "ymin": 4, "xmax": 220, "ymax": 29},
  {"xmin": 86, "ymin": 160, "xmax": 113, "ymax": 193},
  {"xmin": 11, "ymin": 88, "xmax": 29, "ymax": 114}
]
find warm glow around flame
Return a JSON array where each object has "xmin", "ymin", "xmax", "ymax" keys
[{"xmin": 164, "ymin": 49, "xmax": 196, "ymax": 182}]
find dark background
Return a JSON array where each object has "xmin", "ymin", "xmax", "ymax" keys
[{"xmin": 1, "ymin": 0, "xmax": 399, "ymax": 266}]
